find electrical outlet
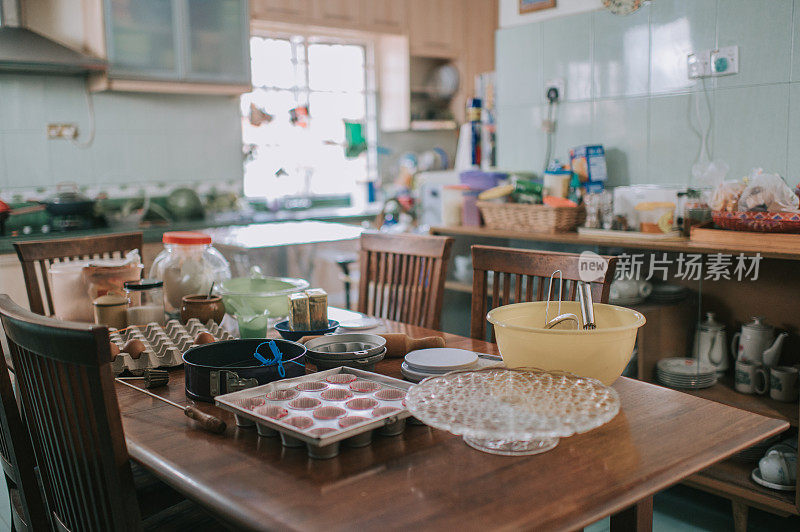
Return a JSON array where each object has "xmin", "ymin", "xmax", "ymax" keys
[
  {"xmin": 711, "ymin": 46, "xmax": 738, "ymax": 76},
  {"xmin": 46, "ymin": 123, "xmax": 78, "ymax": 139},
  {"xmin": 687, "ymin": 50, "xmax": 712, "ymax": 79},
  {"xmin": 545, "ymin": 78, "xmax": 565, "ymax": 102}
]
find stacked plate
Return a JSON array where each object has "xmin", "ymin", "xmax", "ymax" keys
[
  {"xmin": 649, "ymin": 283, "xmax": 688, "ymax": 304},
  {"xmin": 656, "ymin": 358, "xmax": 717, "ymax": 389},
  {"xmin": 402, "ymin": 348, "xmax": 501, "ymax": 382}
]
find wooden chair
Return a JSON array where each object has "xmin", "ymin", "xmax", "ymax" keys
[
  {"xmin": 13, "ymin": 232, "xmax": 143, "ymax": 316},
  {"xmin": 470, "ymin": 246, "xmax": 618, "ymax": 341},
  {"xmin": 357, "ymin": 232, "xmax": 454, "ymax": 330},
  {"xmin": 0, "ymin": 345, "xmax": 49, "ymax": 531},
  {"xmin": 0, "ymin": 295, "xmax": 225, "ymax": 531}
]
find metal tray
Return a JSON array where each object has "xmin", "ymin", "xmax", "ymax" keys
[{"xmin": 214, "ymin": 367, "xmax": 412, "ymax": 459}]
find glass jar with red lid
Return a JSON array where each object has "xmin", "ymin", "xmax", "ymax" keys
[{"xmin": 148, "ymin": 231, "xmax": 231, "ymax": 317}]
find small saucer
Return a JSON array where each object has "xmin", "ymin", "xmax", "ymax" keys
[{"xmin": 751, "ymin": 468, "xmax": 796, "ymax": 491}]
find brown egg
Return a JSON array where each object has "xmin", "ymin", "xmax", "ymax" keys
[
  {"xmin": 194, "ymin": 331, "xmax": 216, "ymax": 345},
  {"xmin": 109, "ymin": 342, "xmax": 120, "ymax": 361},
  {"xmin": 122, "ymin": 339, "xmax": 146, "ymax": 359}
]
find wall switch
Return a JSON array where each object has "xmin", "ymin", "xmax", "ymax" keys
[
  {"xmin": 545, "ymin": 78, "xmax": 565, "ymax": 102},
  {"xmin": 711, "ymin": 46, "xmax": 738, "ymax": 76},
  {"xmin": 687, "ymin": 50, "xmax": 711, "ymax": 79},
  {"xmin": 46, "ymin": 124, "xmax": 78, "ymax": 139}
]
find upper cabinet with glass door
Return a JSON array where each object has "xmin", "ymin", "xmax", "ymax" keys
[{"xmin": 101, "ymin": 0, "xmax": 250, "ymax": 93}]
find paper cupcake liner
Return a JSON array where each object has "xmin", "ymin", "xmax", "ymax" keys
[
  {"xmin": 296, "ymin": 381, "xmax": 329, "ymax": 392},
  {"xmin": 349, "ymin": 380, "xmax": 382, "ymax": 393},
  {"xmin": 313, "ymin": 406, "xmax": 347, "ymax": 420},
  {"xmin": 321, "ymin": 388, "xmax": 353, "ymax": 401},
  {"xmin": 326, "ymin": 374, "xmax": 357, "ymax": 384},
  {"xmin": 372, "ymin": 406, "xmax": 401, "ymax": 417},
  {"xmin": 254, "ymin": 405, "xmax": 288, "ymax": 419},
  {"xmin": 374, "ymin": 388, "xmax": 406, "ymax": 401},
  {"xmin": 283, "ymin": 416, "xmax": 314, "ymax": 429},
  {"xmin": 338, "ymin": 416, "xmax": 370, "ymax": 428},
  {"xmin": 288, "ymin": 396, "xmax": 322, "ymax": 410},
  {"xmin": 345, "ymin": 397, "xmax": 379, "ymax": 411},
  {"xmin": 266, "ymin": 389, "xmax": 299, "ymax": 401}
]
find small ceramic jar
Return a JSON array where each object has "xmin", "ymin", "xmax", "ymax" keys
[{"xmin": 180, "ymin": 294, "xmax": 225, "ymax": 324}]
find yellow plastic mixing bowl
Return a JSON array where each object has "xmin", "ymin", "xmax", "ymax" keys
[{"xmin": 487, "ymin": 301, "xmax": 645, "ymax": 385}]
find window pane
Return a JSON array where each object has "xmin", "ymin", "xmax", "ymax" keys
[
  {"xmin": 308, "ymin": 44, "xmax": 365, "ymax": 92},
  {"xmin": 250, "ymin": 37, "xmax": 295, "ymax": 88}
]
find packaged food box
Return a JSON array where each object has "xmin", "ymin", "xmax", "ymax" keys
[{"xmin": 569, "ymin": 145, "xmax": 607, "ymax": 193}]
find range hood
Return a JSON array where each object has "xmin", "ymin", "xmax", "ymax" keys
[{"xmin": 0, "ymin": 0, "xmax": 106, "ymax": 74}]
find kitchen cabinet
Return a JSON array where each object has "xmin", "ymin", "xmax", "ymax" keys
[
  {"xmin": 360, "ymin": 0, "xmax": 405, "ymax": 33},
  {"xmin": 104, "ymin": 0, "xmax": 250, "ymax": 86},
  {"xmin": 310, "ymin": 0, "xmax": 362, "ymax": 27},
  {"xmin": 406, "ymin": 0, "xmax": 462, "ymax": 58},
  {"xmin": 183, "ymin": 0, "xmax": 250, "ymax": 83},
  {"xmin": 251, "ymin": 0, "xmax": 311, "ymax": 23}
]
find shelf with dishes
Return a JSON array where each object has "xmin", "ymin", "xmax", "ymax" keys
[
  {"xmin": 682, "ymin": 376, "xmax": 799, "ymax": 428},
  {"xmin": 686, "ymin": 458, "xmax": 797, "ymax": 516}
]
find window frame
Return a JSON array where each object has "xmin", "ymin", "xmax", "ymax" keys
[{"xmin": 243, "ymin": 22, "xmax": 379, "ymax": 206}]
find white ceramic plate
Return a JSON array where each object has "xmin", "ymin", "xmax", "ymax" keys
[
  {"xmin": 751, "ymin": 468, "xmax": 796, "ymax": 491},
  {"xmin": 657, "ymin": 357, "xmax": 716, "ymax": 377},
  {"xmin": 405, "ymin": 348, "xmax": 479, "ymax": 373}
]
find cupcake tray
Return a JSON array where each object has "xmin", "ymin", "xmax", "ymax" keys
[
  {"xmin": 214, "ymin": 367, "xmax": 413, "ymax": 459},
  {"xmin": 109, "ymin": 318, "xmax": 235, "ymax": 376}
]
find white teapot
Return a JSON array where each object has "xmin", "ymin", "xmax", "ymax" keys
[{"xmin": 731, "ymin": 317, "xmax": 788, "ymax": 367}]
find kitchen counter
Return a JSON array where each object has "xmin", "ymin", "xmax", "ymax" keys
[{"xmin": 0, "ymin": 204, "xmax": 379, "ymax": 254}]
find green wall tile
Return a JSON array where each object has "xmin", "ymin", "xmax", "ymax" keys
[
  {"xmin": 542, "ymin": 12, "xmax": 593, "ymax": 101},
  {"xmin": 593, "ymin": 4, "xmax": 651, "ymax": 98},
  {"xmin": 713, "ymin": 84, "xmax": 789, "ymax": 179},
  {"xmin": 496, "ymin": 23, "xmax": 542, "ymax": 106},
  {"xmin": 650, "ymin": 0, "xmax": 717, "ymax": 94},
  {"xmin": 717, "ymin": 0, "xmax": 793, "ymax": 88}
]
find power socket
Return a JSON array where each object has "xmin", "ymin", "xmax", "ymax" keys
[
  {"xmin": 545, "ymin": 78, "xmax": 565, "ymax": 102},
  {"xmin": 711, "ymin": 46, "xmax": 738, "ymax": 76},
  {"xmin": 687, "ymin": 50, "xmax": 711, "ymax": 79},
  {"xmin": 46, "ymin": 123, "xmax": 78, "ymax": 139}
]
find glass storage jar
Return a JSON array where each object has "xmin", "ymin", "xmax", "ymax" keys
[
  {"xmin": 149, "ymin": 231, "xmax": 231, "ymax": 317},
  {"xmin": 124, "ymin": 279, "xmax": 166, "ymax": 325}
]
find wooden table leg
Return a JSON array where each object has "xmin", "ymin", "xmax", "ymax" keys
[
  {"xmin": 610, "ymin": 496, "xmax": 653, "ymax": 532},
  {"xmin": 732, "ymin": 500, "xmax": 749, "ymax": 532}
]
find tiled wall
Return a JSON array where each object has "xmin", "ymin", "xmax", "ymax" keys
[
  {"xmin": 495, "ymin": 0, "xmax": 800, "ymax": 188},
  {"xmin": 0, "ymin": 74, "xmax": 244, "ymax": 195}
]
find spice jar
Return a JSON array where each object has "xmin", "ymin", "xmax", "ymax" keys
[
  {"xmin": 149, "ymin": 231, "xmax": 231, "ymax": 317},
  {"xmin": 124, "ymin": 279, "xmax": 166, "ymax": 325},
  {"xmin": 92, "ymin": 293, "xmax": 128, "ymax": 329}
]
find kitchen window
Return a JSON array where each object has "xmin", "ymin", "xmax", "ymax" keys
[{"xmin": 241, "ymin": 33, "xmax": 377, "ymax": 205}]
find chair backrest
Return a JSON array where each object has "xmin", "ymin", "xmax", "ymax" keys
[
  {"xmin": 0, "ymin": 343, "xmax": 49, "ymax": 531},
  {"xmin": 357, "ymin": 232, "xmax": 454, "ymax": 330},
  {"xmin": 470, "ymin": 246, "xmax": 618, "ymax": 341},
  {"xmin": 13, "ymin": 232, "xmax": 144, "ymax": 316},
  {"xmin": 0, "ymin": 295, "xmax": 142, "ymax": 531}
]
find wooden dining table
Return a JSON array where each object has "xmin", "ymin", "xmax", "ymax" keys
[{"xmin": 115, "ymin": 319, "xmax": 788, "ymax": 531}]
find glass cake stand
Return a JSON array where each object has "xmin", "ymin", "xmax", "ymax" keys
[{"xmin": 404, "ymin": 367, "xmax": 620, "ymax": 456}]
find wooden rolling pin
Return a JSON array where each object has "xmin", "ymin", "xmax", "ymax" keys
[
  {"xmin": 379, "ymin": 333, "xmax": 445, "ymax": 358},
  {"xmin": 115, "ymin": 378, "xmax": 226, "ymax": 434},
  {"xmin": 297, "ymin": 333, "xmax": 445, "ymax": 358}
]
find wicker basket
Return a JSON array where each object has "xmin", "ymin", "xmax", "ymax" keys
[{"xmin": 477, "ymin": 201, "xmax": 586, "ymax": 233}]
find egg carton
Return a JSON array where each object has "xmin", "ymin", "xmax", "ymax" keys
[{"xmin": 109, "ymin": 318, "xmax": 235, "ymax": 376}]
